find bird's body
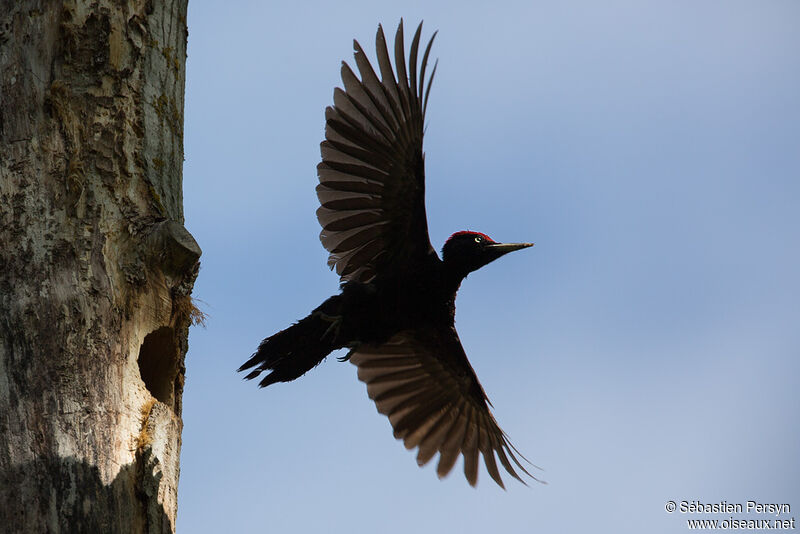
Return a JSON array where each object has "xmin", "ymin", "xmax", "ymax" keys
[
  {"xmin": 241, "ymin": 21, "xmax": 537, "ymax": 488},
  {"xmin": 331, "ymin": 252, "xmax": 460, "ymax": 346}
]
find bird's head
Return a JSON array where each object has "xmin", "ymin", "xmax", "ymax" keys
[{"xmin": 442, "ymin": 231, "xmax": 533, "ymax": 278}]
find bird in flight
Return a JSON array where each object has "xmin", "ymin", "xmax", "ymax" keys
[{"xmin": 240, "ymin": 20, "xmax": 538, "ymax": 488}]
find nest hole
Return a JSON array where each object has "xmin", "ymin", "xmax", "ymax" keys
[{"xmin": 137, "ymin": 327, "xmax": 179, "ymax": 408}]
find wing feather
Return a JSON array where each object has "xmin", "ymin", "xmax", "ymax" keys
[
  {"xmin": 353, "ymin": 41, "xmax": 399, "ymax": 131},
  {"xmin": 415, "ymin": 403, "xmax": 461, "ymax": 466},
  {"xmin": 317, "ymin": 21, "xmax": 437, "ymax": 283},
  {"xmin": 437, "ymin": 405, "xmax": 469, "ymax": 479},
  {"xmin": 316, "ymin": 191, "xmax": 381, "ymax": 210},
  {"xmin": 478, "ymin": 415, "xmax": 505, "ymax": 488},
  {"xmin": 374, "ymin": 25, "xmax": 402, "ymax": 124},
  {"xmin": 349, "ymin": 328, "xmax": 538, "ymax": 487},
  {"xmin": 317, "ymin": 210, "xmax": 384, "ymax": 232},
  {"xmin": 408, "ymin": 23, "xmax": 423, "ymax": 103},
  {"xmin": 340, "ymin": 64, "xmax": 395, "ymax": 140}
]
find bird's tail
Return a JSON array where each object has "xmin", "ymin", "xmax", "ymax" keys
[{"xmin": 239, "ymin": 296, "xmax": 344, "ymax": 388}]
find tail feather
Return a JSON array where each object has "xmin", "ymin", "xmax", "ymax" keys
[{"xmin": 240, "ymin": 305, "xmax": 342, "ymax": 387}]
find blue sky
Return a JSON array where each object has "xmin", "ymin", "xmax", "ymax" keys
[{"xmin": 179, "ymin": 2, "xmax": 799, "ymax": 532}]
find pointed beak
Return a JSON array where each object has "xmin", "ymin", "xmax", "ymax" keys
[
  {"xmin": 486, "ymin": 242, "xmax": 534, "ymax": 256},
  {"xmin": 483, "ymin": 242, "xmax": 534, "ymax": 265}
]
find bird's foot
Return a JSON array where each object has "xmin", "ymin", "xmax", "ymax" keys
[
  {"xmin": 337, "ymin": 343, "xmax": 360, "ymax": 362},
  {"xmin": 315, "ymin": 311, "xmax": 343, "ymax": 341}
]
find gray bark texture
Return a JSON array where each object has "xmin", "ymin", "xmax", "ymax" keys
[{"xmin": 0, "ymin": 1, "xmax": 198, "ymax": 532}]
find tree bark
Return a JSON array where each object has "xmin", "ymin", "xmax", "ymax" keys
[{"xmin": 0, "ymin": 1, "xmax": 197, "ymax": 532}]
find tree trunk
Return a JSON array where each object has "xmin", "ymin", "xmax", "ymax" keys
[{"xmin": 0, "ymin": 1, "xmax": 198, "ymax": 532}]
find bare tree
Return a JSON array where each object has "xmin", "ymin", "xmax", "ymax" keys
[{"xmin": 0, "ymin": 1, "xmax": 198, "ymax": 532}]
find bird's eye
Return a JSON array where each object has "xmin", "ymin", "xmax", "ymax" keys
[{"xmin": 474, "ymin": 236, "xmax": 482, "ymax": 243}]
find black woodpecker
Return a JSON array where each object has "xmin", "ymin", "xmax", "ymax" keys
[{"xmin": 240, "ymin": 20, "xmax": 538, "ymax": 488}]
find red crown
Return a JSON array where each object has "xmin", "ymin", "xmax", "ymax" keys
[{"xmin": 447, "ymin": 231, "xmax": 494, "ymax": 243}]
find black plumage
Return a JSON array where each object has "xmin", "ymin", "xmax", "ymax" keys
[{"xmin": 240, "ymin": 20, "xmax": 537, "ymax": 488}]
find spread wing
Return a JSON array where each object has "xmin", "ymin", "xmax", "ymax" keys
[
  {"xmin": 348, "ymin": 328, "xmax": 538, "ymax": 488},
  {"xmin": 317, "ymin": 20, "xmax": 438, "ymax": 284}
]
